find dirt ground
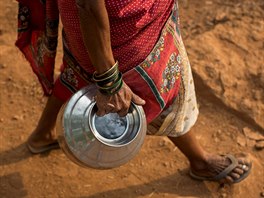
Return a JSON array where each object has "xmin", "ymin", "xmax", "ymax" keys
[{"xmin": 0, "ymin": 0, "xmax": 263, "ymax": 198}]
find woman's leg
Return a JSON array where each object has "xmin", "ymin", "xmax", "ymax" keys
[
  {"xmin": 27, "ymin": 95, "xmax": 64, "ymax": 148},
  {"xmin": 169, "ymin": 130, "xmax": 251, "ymax": 183}
]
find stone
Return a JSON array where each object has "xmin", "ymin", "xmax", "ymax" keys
[
  {"xmin": 255, "ymin": 141, "xmax": 264, "ymax": 150},
  {"xmin": 7, "ymin": 76, "xmax": 13, "ymax": 81},
  {"xmin": 0, "ymin": 63, "xmax": 7, "ymax": 69},
  {"xmin": 220, "ymin": 193, "xmax": 227, "ymax": 198},
  {"xmin": 11, "ymin": 115, "xmax": 20, "ymax": 121},
  {"xmin": 243, "ymin": 127, "xmax": 264, "ymax": 141},
  {"xmin": 162, "ymin": 162, "xmax": 169, "ymax": 167},
  {"xmin": 205, "ymin": 1, "xmax": 213, "ymax": 5},
  {"xmin": 237, "ymin": 136, "xmax": 246, "ymax": 147},
  {"xmin": 214, "ymin": 12, "xmax": 229, "ymax": 24}
]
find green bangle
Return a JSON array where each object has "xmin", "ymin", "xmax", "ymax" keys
[
  {"xmin": 99, "ymin": 80, "xmax": 123, "ymax": 95},
  {"xmin": 97, "ymin": 73, "xmax": 122, "ymax": 90}
]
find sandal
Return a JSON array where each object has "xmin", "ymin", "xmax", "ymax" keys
[
  {"xmin": 27, "ymin": 141, "xmax": 60, "ymax": 154},
  {"xmin": 189, "ymin": 154, "xmax": 252, "ymax": 183}
]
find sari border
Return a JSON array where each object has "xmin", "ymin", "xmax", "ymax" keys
[{"xmin": 135, "ymin": 66, "xmax": 165, "ymax": 109}]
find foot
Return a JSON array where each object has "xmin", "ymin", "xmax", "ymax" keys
[
  {"xmin": 27, "ymin": 95, "xmax": 63, "ymax": 153},
  {"xmin": 27, "ymin": 128, "xmax": 57, "ymax": 150},
  {"xmin": 190, "ymin": 153, "xmax": 252, "ymax": 184}
]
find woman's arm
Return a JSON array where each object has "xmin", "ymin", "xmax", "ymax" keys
[
  {"xmin": 76, "ymin": 0, "xmax": 145, "ymax": 116},
  {"xmin": 76, "ymin": 0, "xmax": 114, "ymax": 73}
]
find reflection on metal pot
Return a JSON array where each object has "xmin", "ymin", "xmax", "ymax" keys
[{"xmin": 56, "ymin": 85, "xmax": 147, "ymax": 169}]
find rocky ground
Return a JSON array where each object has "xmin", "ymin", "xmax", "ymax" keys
[{"xmin": 0, "ymin": 0, "xmax": 263, "ymax": 197}]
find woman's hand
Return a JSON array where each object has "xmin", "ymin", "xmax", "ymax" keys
[
  {"xmin": 77, "ymin": 1, "xmax": 145, "ymax": 116},
  {"xmin": 95, "ymin": 81, "xmax": 145, "ymax": 117}
]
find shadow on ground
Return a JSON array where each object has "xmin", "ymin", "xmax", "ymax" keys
[
  {"xmin": 0, "ymin": 143, "xmax": 56, "ymax": 166},
  {"xmin": 0, "ymin": 172, "xmax": 28, "ymax": 197},
  {"xmin": 79, "ymin": 171, "xmax": 214, "ymax": 198}
]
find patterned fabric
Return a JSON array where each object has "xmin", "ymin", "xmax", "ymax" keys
[
  {"xmin": 54, "ymin": 2, "xmax": 183, "ymax": 123},
  {"xmin": 147, "ymin": 45, "xmax": 199, "ymax": 137},
  {"xmin": 58, "ymin": 0, "xmax": 174, "ymax": 73},
  {"xmin": 15, "ymin": 0, "xmax": 199, "ymax": 134},
  {"xmin": 16, "ymin": 0, "xmax": 59, "ymax": 95}
]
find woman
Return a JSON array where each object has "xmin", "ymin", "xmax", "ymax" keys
[{"xmin": 16, "ymin": 0, "xmax": 251, "ymax": 184}]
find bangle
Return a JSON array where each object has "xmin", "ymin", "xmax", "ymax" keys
[
  {"xmin": 93, "ymin": 61, "xmax": 119, "ymax": 79},
  {"xmin": 93, "ymin": 67, "xmax": 119, "ymax": 83},
  {"xmin": 96, "ymin": 73, "xmax": 119, "ymax": 87},
  {"xmin": 92, "ymin": 60, "xmax": 124, "ymax": 95},
  {"xmin": 99, "ymin": 79, "xmax": 123, "ymax": 95},
  {"xmin": 97, "ymin": 73, "xmax": 122, "ymax": 90}
]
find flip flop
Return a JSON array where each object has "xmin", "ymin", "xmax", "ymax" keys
[
  {"xmin": 27, "ymin": 141, "xmax": 60, "ymax": 154},
  {"xmin": 189, "ymin": 154, "xmax": 252, "ymax": 184}
]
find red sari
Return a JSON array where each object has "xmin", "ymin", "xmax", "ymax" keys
[{"xmin": 16, "ymin": 0, "xmax": 183, "ymax": 123}]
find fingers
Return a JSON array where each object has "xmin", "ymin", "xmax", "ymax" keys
[
  {"xmin": 95, "ymin": 85, "xmax": 146, "ymax": 117},
  {"xmin": 105, "ymin": 103, "xmax": 116, "ymax": 114},
  {"xmin": 96, "ymin": 108, "xmax": 106, "ymax": 117},
  {"xmin": 131, "ymin": 93, "xmax": 146, "ymax": 106},
  {"xmin": 97, "ymin": 103, "xmax": 129, "ymax": 117},
  {"xmin": 96, "ymin": 103, "xmax": 115, "ymax": 116},
  {"xmin": 117, "ymin": 109, "xmax": 129, "ymax": 117},
  {"xmin": 97, "ymin": 96, "xmax": 144, "ymax": 117},
  {"xmin": 97, "ymin": 106, "xmax": 128, "ymax": 117}
]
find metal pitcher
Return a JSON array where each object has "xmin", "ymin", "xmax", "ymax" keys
[{"xmin": 56, "ymin": 85, "xmax": 147, "ymax": 169}]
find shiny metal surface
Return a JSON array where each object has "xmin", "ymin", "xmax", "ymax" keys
[{"xmin": 56, "ymin": 85, "xmax": 146, "ymax": 169}]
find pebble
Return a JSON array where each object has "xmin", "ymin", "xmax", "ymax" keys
[
  {"xmin": 214, "ymin": 137, "xmax": 220, "ymax": 143},
  {"xmin": 246, "ymin": 139, "xmax": 256, "ymax": 147},
  {"xmin": 252, "ymin": 90, "xmax": 262, "ymax": 100},
  {"xmin": 255, "ymin": 141, "xmax": 264, "ymax": 150},
  {"xmin": 243, "ymin": 127, "xmax": 264, "ymax": 141},
  {"xmin": 11, "ymin": 115, "xmax": 20, "ymax": 121},
  {"xmin": 237, "ymin": 136, "xmax": 246, "ymax": 147},
  {"xmin": 162, "ymin": 162, "xmax": 169, "ymax": 167},
  {"xmin": 0, "ymin": 63, "xmax": 7, "ymax": 69},
  {"xmin": 214, "ymin": 12, "xmax": 229, "ymax": 23},
  {"xmin": 205, "ymin": 1, "xmax": 213, "ymax": 5},
  {"xmin": 7, "ymin": 76, "xmax": 13, "ymax": 81},
  {"xmin": 260, "ymin": 192, "xmax": 264, "ymax": 197},
  {"xmin": 220, "ymin": 193, "xmax": 227, "ymax": 198},
  {"xmin": 159, "ymin": 140, "xmax": 166, "ymax": 147}
]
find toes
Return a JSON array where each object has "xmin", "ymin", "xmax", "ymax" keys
[
  {"xmin": 242, "ymin": 165, "xmax": 249, "ymax": 172},
  {"xmin": 222, "ymin": 155, "xmax": 251, "ymax": 184},
  {"xmin": 196, "ymin": 154, "xmax": 251, "ymax": 184},
  {"xmin": 225, "ymin": 175, "xmax": 234, "ymax": 184},
  {"xmin": 233, "ymin": 167, "xmax": 244, "ymax": 175},
  {"xmin": 237, "ymin": 158, "xmax": 251, "ymax": 172},
  {"xmin": 238, "ymin": 157, "xmax": 251, "ymax": 166},
  {"xmin": 229, "ymin": 172, "xmax": 241, "ymax": 180}
]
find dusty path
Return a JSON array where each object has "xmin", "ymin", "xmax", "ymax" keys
[{"xmin": 0, "ymin": 0, "xmax": 263, "ymax": 197}]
